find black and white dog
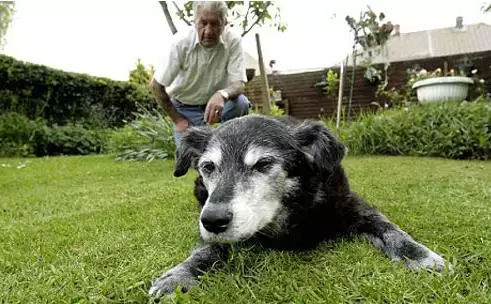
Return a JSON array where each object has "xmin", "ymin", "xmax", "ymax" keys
[{"xmin": 148, "ymin": 114, "xmax": 446, "ymax": 298}]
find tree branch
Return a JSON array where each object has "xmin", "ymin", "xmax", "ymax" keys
[
  {"xmin": 241, "ymin": 4, "xmax": 264, "ymax": 39},
  {"xmin": 241, "ymin": 17, "xmax": 261, "ymax": 37},
  {"xmin": 172, "ymin": 1, "xmax": 192, "ymax": 26},
  {"xmin": 241, "ymin": 2, "xmax": 272, "ymax": 37},
  {"xmin": 159, "ymin": 1, "xmax": 178, "ymax": 35},
  {"xmin": 242, "ymin": 2, "xmax": 252, "ymax": 29}
]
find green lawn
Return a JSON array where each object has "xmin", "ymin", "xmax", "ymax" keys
[{"xmin": 1, "ymin": 155, "xmax": 490, "ymax": 303}]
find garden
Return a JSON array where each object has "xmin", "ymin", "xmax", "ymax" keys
[
  {"xmin": 1, "ymin": 51, "xmax": 490, "ymax": 303},
  {"xmin": 1, "ymin": 2, "xmax": 491, "ymax": 304}
]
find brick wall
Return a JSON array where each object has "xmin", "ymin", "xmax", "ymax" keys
[{"xmin": 244, "ymin": 51, "xmax": 491, "ymax": 120}]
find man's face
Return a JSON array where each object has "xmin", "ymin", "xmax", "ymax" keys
[{"xmin": 195, "ymin": 8, "xmax": 225, "ymax": 47}]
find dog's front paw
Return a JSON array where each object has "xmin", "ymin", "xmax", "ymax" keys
[
  {"xmin": 148, "ymin": 264, "xmax": 199, "ymax": 298},
  {"xmin": 406, "ymin": 249, "xmax": 446, "ymax": 272}
]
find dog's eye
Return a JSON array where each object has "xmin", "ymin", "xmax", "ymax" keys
[
  {"xmin": 252, "ymin": 157, "xmax": 275, "ymax": 173},
  {"xmin": 200, "ymin": 162, "xmax": 216, "ymax": 175}
]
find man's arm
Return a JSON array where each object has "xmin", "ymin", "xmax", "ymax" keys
[
  {"xmin": 150, "ymin": 39, "xmax": 189, "ymax": 130},
  {"xmin": 221, "ymin": 33, "xmax": 248, "ymax": 100},
  {"xmin": 221, "ymin": 80, "xmax": 245, "ymax": 100},
  {"xmin": 150, "ymin": 79, "xmax": 185, "ymax": 124},
  {"xmin": 204, "ymin": 30, "xmax": 247, "ymax": 124}
]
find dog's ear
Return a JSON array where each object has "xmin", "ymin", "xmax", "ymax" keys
[
  {"xmin": 291, "ymin": 120, "xmax": 346, "ymax": 172},
  {"xmin": 174, "ymin": 126, "xmax": 213, "ymax": 177}
]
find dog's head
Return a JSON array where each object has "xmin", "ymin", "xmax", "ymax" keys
[{"xmin": 174, "ymin": 115, "xmax": 345, "ymax": 243}]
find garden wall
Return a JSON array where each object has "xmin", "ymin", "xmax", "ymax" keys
[{"xmin": 244, "ymin": 51, "xmax": 491, "ymax": 119}]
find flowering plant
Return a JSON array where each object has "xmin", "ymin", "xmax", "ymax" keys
[
  {"xmin": 407, "ymin": 67, "xmax": 487, "ymax": 100},
  {"xmin": 410, "ymin": 67, "xmax": 483, "ymax": 79}
]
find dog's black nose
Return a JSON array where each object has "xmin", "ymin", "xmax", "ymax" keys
[{"xmin": 201, "ymin": 207, "xmax": 232, "ymax": 234}]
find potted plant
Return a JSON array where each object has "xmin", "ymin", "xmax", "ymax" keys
[{"xmin": 411, "ymin": 67, "xmax": 474, "ymax": 103}]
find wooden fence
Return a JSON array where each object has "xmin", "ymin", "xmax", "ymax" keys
[{"xmin": 244, "ymin": 51, "xmax": 491, "ymax": 120}]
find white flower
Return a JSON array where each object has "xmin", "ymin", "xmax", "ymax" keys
[
  {"xmin": 472, "ymin": 69, "xmax": 478, "ymax": 74},
  {"xmin": 480, "ymin": 79, "xmax": 485, "ymax": 84}
]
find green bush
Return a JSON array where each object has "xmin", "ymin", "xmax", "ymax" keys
[
  {"xmin": 104, "ymin": 125, "xmax": 148, "ymax": 155},
  {"xmin": 36, "ymin": 123, "xmax": 108, "ymax": 156},
  {"xmin": 0, "ymin": 105, "xmax": 175, "ymax": 159},
  {"xmin": 323, "ymin": 100, "xmax": 491, "ymax": 160},
  {"xmin": 0, "ymin": 112, "xmax": 108, "ymax": 157},
  {"xmin": 0, "ymin": 54, "xmax": 154, "ymax": 128},
  {"xmin": 108, "ymin": 103, "xmax": 176, "ymax": 161},
  {"xmin": 0, "ymin": 112, "xmax": 46, "ymax": 157}
]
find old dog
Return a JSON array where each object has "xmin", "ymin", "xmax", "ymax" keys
[{"xmin": 148, "ymin": 114, "xmax": 446, "ymax": 298}]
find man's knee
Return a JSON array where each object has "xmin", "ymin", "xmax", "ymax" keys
[
  {"xmin": 235, "ymin": 94, "xmax": 251, "ymax": 114},
  {"xmin": 222, "ymin": 94, "xmax": 250, "ymax": 122}
]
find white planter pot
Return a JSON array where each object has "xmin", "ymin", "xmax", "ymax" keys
[{"xmin": 412, "ymin": 76, "xmax": 474, "ymax": 104}]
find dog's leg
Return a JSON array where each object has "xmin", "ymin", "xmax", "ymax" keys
[
  {"xmin": 148, "ymin": 242, "xmax": 229, "ymax": 298},
  {"xmin": 353, "ymin": 200, "xmax": 446, "ymax": 272}
]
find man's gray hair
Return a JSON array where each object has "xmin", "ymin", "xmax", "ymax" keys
[{"xmin": 193, "ymin": 1, "xmax": 228, "ymax": 23}]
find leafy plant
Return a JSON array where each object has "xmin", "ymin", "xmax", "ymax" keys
[
  {"xmin": 37, "ymin": 123, "xmax": 107, "ymax": 156},
  {"xmin": 250, "ymin": 103, "xmax": 285, "ymax": 117},
  {"xmin": 344, "ymin": 6, "xmax": 394, "ymax": 121},
  {"xmin": 113, "ymin": 103, "xmax": 176, "ymax": 162},
  {"xmin": 0, "ymin": 54, "xmax": 154, "ymax": 128},
  {"xmin": 269, "ymin": 104, "xmax": 285, "ymax": 116},
  {"xmin": 324, "ymin": 69, "xmax": 340, "ymax": 100},
  {"xmin": 0, "ymin": 2, "xmax": 15, "ymax": 49},
  {"xmin": 364, "ymin": 65, "xmax": 383, "ymax": 85},
  {"xmin": 0, "ymin": 112, "xmax": 45, "ymax": 157},
  {"xmin": 322, "ymin": 99, "xmax": 491, "ymax": 160},
  {"xmin": 375, "ymin": 67, "xmax": 419, "ymax": 106},
  {"xmin": 104, "ymin": 125, "xmax": 148, "ymax": 155},
  {"xmin": 128, "ymin": 58, "xmax": 155, "ymax": 87},
  {"xmin": 0, "ymin": 112, "xmax": 108, "ymax": 157},
  {"xmin": 345, "ymin": 7, "xmax": 393, "ymax": 52}
]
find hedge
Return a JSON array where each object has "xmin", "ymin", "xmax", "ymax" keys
[
  {"xmin": 323, "ymin": 100, "xmax": 491, "ymax": 160},
  {"xmin": 0, "ymin": 54, "xmax": 154, "ymax": 128}
]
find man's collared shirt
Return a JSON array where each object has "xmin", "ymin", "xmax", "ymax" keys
[{"xmin": 153, "ymin": 25, "xmax": 248, "ymax": 106}]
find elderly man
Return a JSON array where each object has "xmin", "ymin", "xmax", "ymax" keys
[{"xmin": 150, "ymin": 1, "xmax": 251, "ymax": 148}]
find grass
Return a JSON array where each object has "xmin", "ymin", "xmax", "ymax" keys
[{"xmin": 0, "ymin": 155, "xmax": 490, "ymax": 304}]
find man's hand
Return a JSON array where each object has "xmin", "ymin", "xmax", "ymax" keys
[
  {"xmin": 204, "ymin": 92, "xmax": 225, "ymax": 125},
  {"xmin": 175, "ymin": 116, "xmax": 189, "ymax": 132}
]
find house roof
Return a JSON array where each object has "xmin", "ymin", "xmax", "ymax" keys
[{"xmin": 342, "ymin": 20, "xmax": 491, "ymax": 66}]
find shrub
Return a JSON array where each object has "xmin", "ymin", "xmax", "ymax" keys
[
  {"xmin": 250, "ymin": 104, "xmax": 285, "ymax": 117},
  {"xmin": 104, "ymin": 125, "xmax": 148, "ymax": 155},
  {"xmin": 0, "ymin": 112, "xmax": 108, "ymax": 157},
  {"xmin": 323, "ymin": 100, "xmax": 491, "ymax": 160},
  {"xmin": 109, "ymin": 103, "xmax": 176, "ymax": 161},
  {"xmin": 0, "ymin": 112, "xmax": 46, "ymax": 157},
  {"xmin": 0, "ymin": 54, "xmax": 154, "ymax": 128},
  {"xmin": 36, "ymin": 123, "xmax": 108, "ymax": 156}
]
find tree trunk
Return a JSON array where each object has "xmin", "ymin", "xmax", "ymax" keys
[{"xmin": 159, "ymin": 1, "xmax": 178, "ymax": 35}]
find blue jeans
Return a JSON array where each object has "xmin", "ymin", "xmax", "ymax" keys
[{"xmin": 172, "ymin": 94, "xmax": 251, "ymax": 149}]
